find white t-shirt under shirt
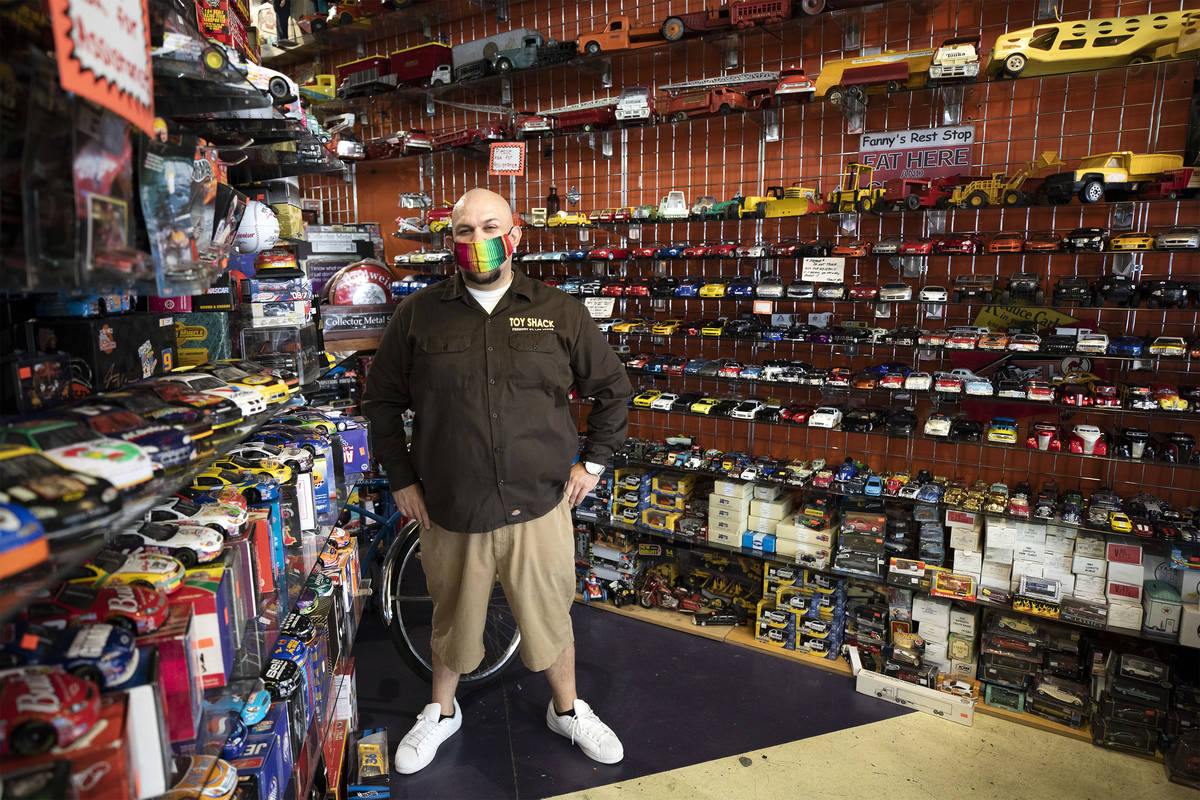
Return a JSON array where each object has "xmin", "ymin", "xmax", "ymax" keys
[{"xmin": 465, "ymin": 280, "xmax": 511, "ymax": 314}]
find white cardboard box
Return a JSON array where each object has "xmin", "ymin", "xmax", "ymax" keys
[
  {"xmin": 746, "ymin": 515, "xmax": 779, "ymax": 535},
  {"xmin": 1107, "ymin": 602, "xmax": 1144, "ymax": 629},
  {"xmin": 949, "ymin": 528, "xmax": 982, "ymax": 551},
  {"xmin": 709, "ymin": 494, "xmax": 752, "ymax": 514},
  {"xmin": 1045, "ymin": 533, "xmax": 1075, "ymax": 555},
  {"xmin": 713, "ymin": 479, "xmax": 753, "ymax": 499},
  {"xmin": 751, "ymin": 482, "xmax": 783, "ymax": 501},
  {"xmin": 1106, "ymin": 560, "xmax": 1144, "ymax": 586},
  {"xmin": 1106, "ymin": 580, "xmax": 1143, "ymax": 606},
  {"xmin": 986, "ymin": 524, "xmax": 1017, "ymax": 550},
  {"xmin": 1072, "ymin": 554, "xmax": 1107, "ymax": 577},
  {"xmin": 749, "ymin": 497, "xmax": 794, "ymax": 521},
  {"xmin": 982, "ymin": 561, "xmax": 1013, "ymax": 581},
  {"xmin": 854, "ymin": 662, "xmax": 974, "ymax": 727},
  {"xmin": 1043, "ymin": 553, "xmax": 1074, "ymax": 573},
  {"xmin": 1012, "ymin": 560, "xmax": 1044, "ymax": 579},
  {"xmin": 1106, "ymin": 541, "xmax": 1143, "ymax": 566},
  {"xmin": 1074, "ymin": 533, "xmax": 1107, "ymax": 558},
  {"xmin": 1015, "ymin": 544, "xmax": 1044, "ymax": 563},
  {"xmin": 983, "ymin": 546, "xmax": 1014, "ymax": 564},
  {"xmin": 954, "ymin": 550, "xmax": 983, "ymax": 574},
  {"xmin": 775, "ymin": 523, "xmax": 834, "ymax": 546},
  {"xmin": 912, "ymin": 595, "xmax": 951, "ymax": 626},
  {"xmin": 1015, "ymin": 526, "xmax": 1046, "ymax": 547},
  {"xmin": 949, "ymin": 607, "xmax": 979, "ymax": 637},
  {"xmin": 1074, "ymin": 574, "xmax": 1107, "ymax": 599}
]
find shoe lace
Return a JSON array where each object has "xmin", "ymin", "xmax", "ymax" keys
[
  {"xmin": 405, "ymin": 714, "xmax": 444, "ymax": 749},
  {"xmin": 566, "ymin": 707, "xmax": 609, "ymax": 747}
]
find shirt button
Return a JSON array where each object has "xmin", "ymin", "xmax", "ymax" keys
[
  {"xmin": 489, "ymin": 378, "xmax": 496, "ymax": 385},
  {"xmin": 487, "ymin": 346, "xmax": 495, "ymax": 351},
  {"xmin": 491, "ymin": 412, "xmax": 498, "ymax": 419},
  {"xmin": 497, "ymin": 479, "xmax": 505, "ymax": 486}
]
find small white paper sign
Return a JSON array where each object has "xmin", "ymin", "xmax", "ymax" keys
[
  {"xmin": 802, "ymin": 257, "xmax": 846, "ymax": 283},
  {"xmin": 808, "ymin": 312, "xmax": 832, "ymax": 328},
  {"xmin": 585, "ymin": 297, "xmax": 616, "ymax": 318}
]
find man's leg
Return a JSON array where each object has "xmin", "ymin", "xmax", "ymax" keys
[
  {"xmin": 432, "ymin": 650, "xmax": 462, "ymax": 712},
  {"xmin": 543, "ymin": 642, "xmax": 576, "ymax": 714}
]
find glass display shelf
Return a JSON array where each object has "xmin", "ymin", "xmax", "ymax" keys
[
  {"xmin": 226, "ymin": 135, "xmax": 346, "ymax": 183},
  {"xmin": 618, "ymin": 401, "xmax": 1200, "ymax": 474},
  {"xmin": 622, "ymin": 365, "xmax": 1200, "ymax": 424}
]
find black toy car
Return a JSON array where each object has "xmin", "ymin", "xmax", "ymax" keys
[
  {"xmin": 1161, "ymin": 432, "xmax": 1197, "ymax": 464},
  {"xmin": 710, "ymin": 399, "xmax": 740, "ymax": 417},
  {"xmin": 833, "ymin": 326, "xmax": 871, "ymax": 344},
  {"xmin": 1062, "ymin": 227, "xmax": 1107, "ymax": 252},
  {"xmin": 1041, "ymin": 334, "xmax": 1077, "ymax": 354},
  {"xmin": 1005, "ymin": 273, "xmax": 1044, "ymax": 304},
  {"xmin": 886, "ymin": 410, "xmax": 918, "ymax": 436},
  {"xmin": 950, "ymin": 418, "xmax": 982, "ymax": 442},
  {"xmin": 1114, "ymin": 428, "xmax": 1152, "ymax": 460},
  {"xmin": 1141, "ymin": 279, "xmax": 1189, "ymax": 309},
  {"xmin": 887, "ymin": 326, "xmax": 921, "ymax": 347},
  {"xmin": 651, "ymin": 276, "xmax": 678, "ymax": 297},
  {"xmin": 1053, "ymin": 277, "xmax": 1091, "ymax": 305},
  {"xmin": 843, "ymin": 408, "xmax": 885, "ymax": 432},
  {"xmin": 1091, "ymin": 275, "xmax": 1138, "ymax": 307}
]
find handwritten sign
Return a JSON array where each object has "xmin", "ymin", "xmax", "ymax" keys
[
  {"xmin": 801, "ymin": 257, "xmax": 845, "ymax": 283},
  {"xmin": 49, "ymin": 0, "xmax": 154, "ymax": 134},
  {"xmin": 859, "ymin": 125, "xmax": 975, "ymax": 183},
  {"xmin": 488, "ymin": 142, "xmax": 526, "ymax": 176},
  {"xmin": 584, "ymin": 297, "xmax": 615, "ymax": 318}
]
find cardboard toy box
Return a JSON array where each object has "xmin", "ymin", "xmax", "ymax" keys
[
  {"xmin": 169, "ymin": 564, "xmax": 236, "ymax": 688},
  {"xmin": 0, "ymin": 695, "xmax": 134, "ymax": 800},
  {"xmin": 172, "ymin": 312, "xmax": 233, "ymax": 367},
  {"xmin": 33, "ymin": 313, "xmax": 175, "ymax": 392},
  {"xmin": 138, "ymin": 605, "xmax": 204, "ymax": 744},
  {"xmin": 196, "ymin": 0, "xmax": 250, "ymax": 56}
]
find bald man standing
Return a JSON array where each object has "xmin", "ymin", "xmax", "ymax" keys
[{"xmin": 363, "ymin": 188, "xmax": 632, "ymax": 774}]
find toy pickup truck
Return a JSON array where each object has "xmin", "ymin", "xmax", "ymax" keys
[
  {"xmin": 1042, "ymin": 151, "xmax": 1185, "ymax": 204},
  {"xmin": 578, "ymin": 15, "xmax": 669, "ymax": 54}
]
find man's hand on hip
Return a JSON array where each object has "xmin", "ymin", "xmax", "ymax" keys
[
  {"xmin": 565, "ymin": 463, "xmax": 600, "ymax": 508},
  {"xmin": 392, "ymin": 483, "xmax": 432, "ymax": 530}
]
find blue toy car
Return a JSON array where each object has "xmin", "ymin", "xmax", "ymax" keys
[
  {"xmin": 1108, "ymin": 335, "xmax": 1144, "ymax": 356},
  {"xmin": 0, "ymin": 621, "xmax": 138, "ymax": 688},
  {"xmin": 739, "ymin": 365, "xmax": 764, "ymax": 380},
  {"xmin": 834, "ymin": 458, "xmax": 858, "ymax": 482},
  {"xmin": 0, "ymin": 502, "xmax": 46, "ymax": 580},
  {"xmin": 653, "ymin": 244, "xmax": 685, "ymax": 259},
  {"xmin": 917, "ymin": 483, "xmax": 944, "ymax": 503},
  {"xmin": 674, "ymin": 277, "xmax": 703, "ymax": 296},
  {"xmin": 683, "ymin": 358, "xmax": 711, "ymax": 376},
  {"xmin": 221, "ymin": 718, "xmax": 248, "ymax": 760},
  {"xmin": 567, "ymin": 249, "xmax": 590, "ymax": 261},
  {"xmin": 864, "ymin": 475, "xmax": 884, "ymax": 496},
  {"xmin": 726, "ymin": 279, "xmax": 756, "ymax": 297}
]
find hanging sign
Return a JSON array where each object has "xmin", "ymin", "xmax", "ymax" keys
[
  {"xmin": 801, "ymin": 257, "xmax": 845, "ymax": 283},
  {"xmin": 859, "ymin": 125, "xmax": 975, "ymax": 183},
  {"xmin": 488, "ymin": 142, "xmax": 526, "ymax": 176},
  {"xmin": 48, "ymin": 0, "xmax": 155, "ymax": 134}
]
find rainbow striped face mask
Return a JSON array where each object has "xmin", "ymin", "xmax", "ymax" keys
[{"xmin": 454, "ymin": 228, "xmax": 515, "ymax": 276}]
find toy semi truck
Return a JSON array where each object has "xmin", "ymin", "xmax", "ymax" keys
[
  {"xmin": 430, "ymin": 28, "xmax": 573, "ymax": 84},
  {"xmin": 1042, "ymin": 151, "xmax": 1185, "ymax": 204}
]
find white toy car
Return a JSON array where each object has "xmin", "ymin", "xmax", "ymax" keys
[
  {"xmin": 651, "ymin": 393, "xmax": 678, "ymax": 411},
  {"xmin": 879, "ymin": 282, "xmax": 913, "ymax": 301},
  {"xmin": 964, "ymin": 376, "xmax": 995, "ymax": 396},
  {"xmin": 808, "ymin": 406, "xmax": 843, "ymax": 429},
  {"xmin": 919, "ymin": 286, "xmax": 948, "ymax": 303},
  {"xmin": 0, "ymin": 421, "xmax": 156, "ymax": 491},
  {"xmin": 1075, "ymin": 332, "xmax": 1109, "ymax": 354},
  {"xmin": 155, "ymin": 373, "xmax": 266, "ymax": 416},
  {"xmin": 924, "ymin": 414, "xmax": 952, "ymax": 437},
  {"xmin": 658, "ymin": 191, "xmax": 690, "ymax": 221},
  {"xmin": 147, "ymin": 497, "xmax": 248, "ymax": 537},
  {"xmin": 731, "ymin": 399, "xmax": 765, "ymax": 420},
  {"xmin": 904, "ymin": 372, "xmax": 933, "ymax": 391},
  {"xmin": 113, "ymin": 522, "xmax": 224, "ymax": 567}
]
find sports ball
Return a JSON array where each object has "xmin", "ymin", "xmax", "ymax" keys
[{"xmin": 234, "ymin": 200, "xmax": 280, "ymax": 254}]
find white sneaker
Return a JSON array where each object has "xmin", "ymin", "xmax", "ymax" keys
[
  {"xmin": 394, "ymin": 699, "xmax": 462, "ymax": 774},
  {"xmin": 545, "ymin": 698, "xmax": 624, "ymax": 764}
]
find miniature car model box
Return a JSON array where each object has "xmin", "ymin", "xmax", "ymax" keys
[
  {"xmin": 138, "ymin": 605, "xmax": 205, "ymax": 744},
  {"xmin": 709, "ymin": 491, "xmax": 752, "ymax": 516},
  {"xmin": 712, "ymin": 478, "xmax": 754, "ymax": 498},
  {"xmin": 1142, "ymin": 580, "xmax": 1182, "ymax": 638},
  {"xmin": 649, "ymin": 492, "xmax": 689, "ymax": 513},
  {"xmin": 642, "ymin": 508, "xmax": 682, "ymax": 533},
  {"xmin": 849, "ymin": 648, "xmax": 975, "ymax": 726},
  {"xmin": 746, "ymin": 515, "xmax": 780, "ymax": 535},
  {"xmin": 196, "ymin": 0, "xmax": 251, "ymax": 59},
  {"xmin": 775, "ymin": 520, "xmax": 835, "ymax": 547},
  {"xmin": 742, "ymin": 531, "xmax": 776, "ymax": 552},
  {"xmin": 169, "ymin": 563, "xmax": 236, "ymax": 688},
  {"xmin": 652, "ymin": 472, "xmax": 697, "ymax": 497},
  {"xmin": 0, "ymin": 693, "xmax": 137, "ymax": 800},
  {"xmin": 234, "ymin": 728, "xmax": 285, "ymax": 800},
  {"xmin": 749, "ymin": 495, "xmax": 794, "ymax": 520},
  {"xmin": 1107, "ymin": 601, "xmax": 1144, "ymax": 630},
  {"xmin": 33, "ymin": 313, "xmax": 177, "ymax": 393},
  {"xmin": 779, "ymin": 540, "xmax": 831, "ymax": 568},
  {"xmin": 173, "ymin": 312, "xmax": 233, "ymax": 367}
]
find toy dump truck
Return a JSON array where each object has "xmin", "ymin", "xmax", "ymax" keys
[{"xmin": 1042, "ymin": 151, "xmax": 1185, "ymax": 204}]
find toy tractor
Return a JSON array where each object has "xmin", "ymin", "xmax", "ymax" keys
[
  {"xmin": 948, "ymin": 151, "xmax": 1063, "ymax": 208},
  {"xmin": 828, "ymin": 163, "xmax": 886, "ymax": 213}
]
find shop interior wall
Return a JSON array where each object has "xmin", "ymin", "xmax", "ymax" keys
[{"xmin": 298, "ymin": 0, "xmax": 1200, "ymax": 509}]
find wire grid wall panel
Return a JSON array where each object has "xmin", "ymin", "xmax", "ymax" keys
[{"xmin": 297, "ymin": 0, "xmax": 1200, "ymax": 510}]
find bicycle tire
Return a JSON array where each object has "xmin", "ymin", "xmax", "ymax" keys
[{"xmin": 380, "ymin": 520, "xmax": 521, "ymax": 686}]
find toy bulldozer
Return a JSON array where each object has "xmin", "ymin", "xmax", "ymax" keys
[{"xmin": 828, "ymin": 163, "xmax": 886, "ymax": 213}]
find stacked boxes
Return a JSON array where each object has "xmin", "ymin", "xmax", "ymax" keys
[
  {"xmin": 612, "ymin": 467, "xmax": 653, "ymax": 525},
  {"xmin": 980, "ymin": 516, "xmax": 1015, "ymax": 600},
  {"xmin": 642, "ymin": 472, "xmax": 697, "ymax": 534},
  {"xmin": 1064, "ymin": 530, "xmax": 1109, "ymax": 628},
  {"xmin": 588, "ymin": 529, "xmax": 640, "ymax": 588},
  {"xmin": 708, "ymin": 479, "xmax": 752, "ymax": 546},
  {"xmin": 1093, "ymin": 654, "xmax": 1171, "ymax": 755},
  {"xmin": 913, "ymin": 595, "xmax": 951, "ymax": 674},
  {"xmin": 1105, "ymin": 539, "xmax": 1145, "ymax": 630},
  {"xmin": 833, "ymin": 498, "xmax": 887, "ymax": 579},
  {"xmin": 775, "ymin": 492, "xmax": 836, "ymax": 567},
  {"xmin": 947, "ymin": 508, "xmax": 983, "ymax": 588},
  {"xmin": 742, "ymin": 484, "xmax": 794, "ymax": 553}
]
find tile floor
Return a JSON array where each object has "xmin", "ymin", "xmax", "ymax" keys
[{"xmin": 352, "ymin": 604, "xmax": 1188, "ymax": 800}]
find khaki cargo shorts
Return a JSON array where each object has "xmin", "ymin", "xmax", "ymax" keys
[{"xmin": 419, "ymin": 494, "xmax": 575, "ymax": 674}]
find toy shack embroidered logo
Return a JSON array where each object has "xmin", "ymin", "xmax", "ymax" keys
[{"xmin": 508, "ymin": 316, "xmax": 555, "ymax": 331}]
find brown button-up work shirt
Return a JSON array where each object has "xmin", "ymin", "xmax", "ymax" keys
[{"xmin": 362, "ymin": 269, "xmax": 632, "ymax": 533}]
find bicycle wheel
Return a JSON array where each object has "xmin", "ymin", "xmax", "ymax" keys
[{"xmin": 380, "ymin": 520, "xmax": 521, "ymax": 686}]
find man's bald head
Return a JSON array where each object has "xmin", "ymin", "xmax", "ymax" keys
[{"xmin": 451, "ymin": 188, "xmax": 513, "ymax": 229}]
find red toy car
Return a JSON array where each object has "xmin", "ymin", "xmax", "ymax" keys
[
  {"xmin": 899, "ymin": 237, "xmax": 935, "ymax": 255},
  {"xmin": 682, "ymin": 244, "xmax": 710, "ymax": 258},
  {"xmin": 848, "ymin": 282, "xmax": 879, "ymax": 300},
  {"xmin": 24, "ymin": 583, "xmax": 167, "ymax": 635},
  {"xmin": 781, "ymin": 404, "xmax": 813, "ymax": 424},
  {"xmin": 625, "ymin": 277, "xmax": 653, "ymax": 297},
  {"xmin": 600, "ymin": 279, "xmax": 627, "ymax": 297},
  {"xmin": 631, "ymin": 246, "xmax": 657, "ymax": 258},
  {"xmin": 933, "ymin": 233, "xmax": 982, "ymax": 254},
  {"xmin": 0, "ymin": 670, "xmax": 100, "ymax": 755},
  {"xmin": 1092, "ymin": 384, "xmax": 1121, "ymax": 407},
  {"xmin": 1057, "ymin": 384, "xmax": 1093, "ymax": 407},
  {"xmin": 587, "ymin": 247, "xmax": 629, "ymax": 260},
  {"xmin": 1027, "ymin": 422, "xmax": 1063, "ymax": 451},
  {"xmin": 708, "ymin": 242, "xmax": 739, "ymax": 257}
]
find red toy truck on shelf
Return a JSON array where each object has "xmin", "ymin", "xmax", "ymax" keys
[
  {"xmin": 662, "ymin": 0, "xmax": 794, "ymax": 40},
  {"xmin": 335, "ymin": 42, "xmax": 452, "ymax": 98}
]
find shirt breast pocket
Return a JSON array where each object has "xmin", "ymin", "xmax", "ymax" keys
[
  {"xmin": 415, "ymin": 335, "xmax": 475, "ymax": 390},
  {"xmin": 509, "ymin": 330, "xmax": 567, "ymax": 394}
]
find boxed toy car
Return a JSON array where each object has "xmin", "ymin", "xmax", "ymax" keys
[
  {"xmin": 742, "ymin": 531, "xmax": 776, "ymax": 552},
  {"xmin": 232, "ymin": 731, "xmax": 284, "ymax": 800},
  {"xmin": 750, "ymin": 495, "xmax": 794, "ymax": 520},
  {"xmin": 195, "ymin": 0, "xmax": 251, "ymax": 57},
  {"xmin": 712, "ymin": 478, "xmax": 753, "ymax": 498},
  {"xmin": 173, "ymin": 312, "xmax": 233, "ymax": 366},
  {"xmin": 138, "ymin": 605, "xmax": 204, "ymax": 744},
  {"xmin": 1142, "ymin": 580, "xmax": 1182, "ymax": 638},
  {"xmin": 651, "ymin": 472, "xmax": 696, "ymax": 497}
]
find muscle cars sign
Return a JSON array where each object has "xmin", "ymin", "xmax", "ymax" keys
[{"xmin": 859, "ymin": 125, "xmax": 975, "ymax": 183}]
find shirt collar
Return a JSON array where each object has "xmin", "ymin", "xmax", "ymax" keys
[{"xmin": 439, "ymin": 269, "xmax": 534, "ymax": 302}]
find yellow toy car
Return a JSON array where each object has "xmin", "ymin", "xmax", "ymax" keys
[
  {"xmin": 1149, "ymin": 336, "xmax": 1187, "ymax": 356},
  {"xmin": 1109, "ymin": 511, "xmax": 1132, "ymax": 533},
  {"xmin": 163, "ymin": 755, "xmax": 237, "ymax": 800},
  {"xmin": 691, "ymin": 397, "xmax": 721, "ymax": 414},
  {"xmin": 546, "ymin": 211, "xmax": 590, "ymax": 227},
  {"xmin": 699, "ymin": 281, "xmax": 727, "ymax": 298},
  {"xmin": 611, "ymin": 318, "xmax": 648, "ymax": 334},
  {"xmin": 652, "ymin": 319, "xmax": 683, "ymax": 335},
  {"xmin": 70, "ymin": 549, "xmax": 185, "ymax": 595},
  {"xmin": 193, "ymin": 364, "xmax": 290, "ymax": 405},
  {"xmin": 701, "ymin": 320, "xmax": 726, "ymax": 336},
  {"xmin": 1108, "ymin": 231, "xmax": 1155, "ymax": 251},
  {"xmin": 212, "ymin": 455, "xmax": 293, "ymax": 484},
  {"xmin": 632, "ymin": 390, "xmax": 662, "ymax": 408}
]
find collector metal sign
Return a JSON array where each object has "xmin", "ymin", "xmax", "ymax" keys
[{"xmin": 859, "ymin": 125, "xmax": 975, "ymax": 182}]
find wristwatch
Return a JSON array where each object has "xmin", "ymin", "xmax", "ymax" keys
[{"xmin": 583, "ymin": 461, "xmax": 605, "ymax": 476}]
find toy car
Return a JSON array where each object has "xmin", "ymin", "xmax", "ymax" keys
[
  {"xmin": 919, "ymin": 286, "xmax": 948, "ymax": 303},
  {"xmin": 989, "ymin": 232, "xmax": 1025, "ymax": 252},
  {"xmin": 112, "ymin": 522, "xmax": 223, "ymax": 567},
  {"xmin": 878, "ymin": 282, "xmax": 912, "ymax": 301},
  {"xmin": 952, "ymin": 275, "xmax": 994, "ymax": 302},
  {"xmin": 1008, "ymin": 333, "xmax": 1041, "ymax": 351},
  {"xmin": 0, "ymin": 420, "xmax": 155, "ymax": 492},
  {"xmin": 1149, "ymin": 336, "xmax": 1187, "ymax": 357},
  {"xmin": 58, "ymin": 405, "xmax": 196, "ymax": 470},
  {"xmin": 1023, "ymin": 232, "xmax": 1061, "ymax": 252},
  {"xmin": 189, "ymin": 467, "xmax": 280, "ymax": 504},
  {"xmin": 69, "ymin": 549, "xmax": 185, "ymax": 595},
  {"xmin": 0, "ymin": 621, "xmax": 138, "ymax": 689},
  {"xmin": 986, "ymin": 417, "xmax": 1018, "ymax": 444},
  {"xmin": 1109, "ymin": 231, "xmax": 1155, "ymax": 251},
  {"xmin": 924, "ymin": 413, "xmax": 952, "ymax": 437},
  {"xmin": 164, "ymin": 755, "xmax": 238, "ymax": 800},
  {"xmin": 1141, "ymin": 279, "xmax": 1189, "ymax": 308},
  {"xmin": 25, "ymin": 582, "xmax": 167, "ymax": 635},
  {"xmin": 1063, "ymin": 227, "xmax": 1107, "ymax": 252},
  {"xmin": 808, "ymin": 407, "xmax": 843, "ymax": 429},
  {"xmin": 0, "ymin": 670, "xmax": 100, "ymax": 755},
  {"xmin": 155, "ymin": 373, "xmax": 267, "ymax": 416}
]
